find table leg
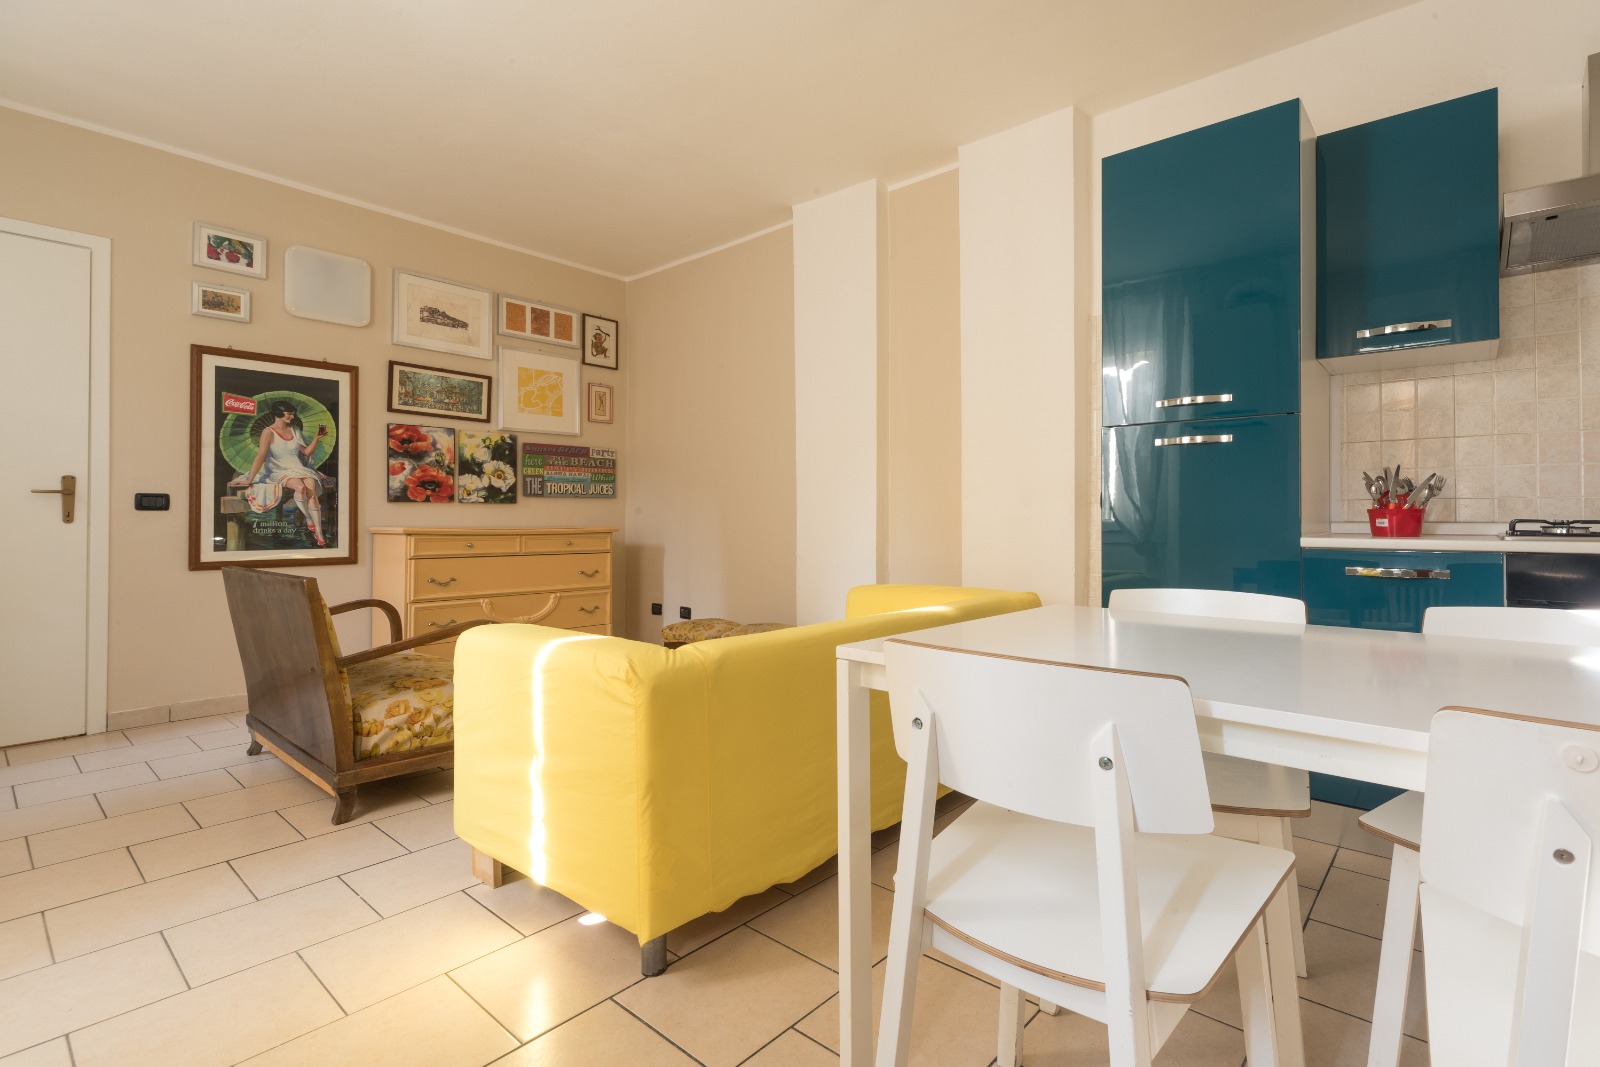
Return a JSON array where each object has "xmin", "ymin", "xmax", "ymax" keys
[{"xmin": 838, "ymin": 659, "xmax": 872, "ymax": 1067}]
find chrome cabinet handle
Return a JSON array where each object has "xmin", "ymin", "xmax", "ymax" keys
[
  {"xmin": 426, "ymin": 576, "xmax": 457, "ymax": 586},
  {"xmin": 1153, "ymin": 434, "xmax": 1234, "ymax": 447},
  {"xmin": 30, "ymin": 475, "xmax": 76, "ymax": 523},
  {"xmin": 578, "ymin": 569, "xmax": 600, "ymax": 578},
  {"xmin": 1356, "ymin": 319, "xmax": 1452, "ymax": 340},
  {"xmin": 1154, "ymin": 393, "xmax": 1233, "ymax": 409},
  {"xmin": 426, "ymin": 619, "xmax": 458, "ymax": 628},
  {"xmin": 1344, "ymin": 566, "xmax": 1451, "ymax": 580}
]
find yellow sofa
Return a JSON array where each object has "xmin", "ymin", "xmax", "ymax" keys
[{"xmin": 452, "ymin": 583, "xmax": 1040, "ymax": 972}]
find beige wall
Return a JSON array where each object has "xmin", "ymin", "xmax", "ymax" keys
[
  {"xmin": 624, "ymin": 228, "xmax": 798, "ymax": 633},
  {"xmin": 1, "ymin": 106, "xmax": 625, "ymax": 715},
  {"xmin": 883, "ymin": 171, "xmax": 962, "ymax": 586}
]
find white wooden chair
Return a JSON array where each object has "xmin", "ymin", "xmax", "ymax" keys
[
  {"xmin": 875, "ymin": 638, "xmax": 1302, "ymax": 1067},
  {"xmin": 1108, "ymin": 587, "xmax": 1312, "ymax": 978},
  {"xmin": 1418, "ymin": 705, "xmax": 1600, "ymax": 1064},
  {"xmin": 1360, "ymin": 606, "xmax": 1600, "ymax": 1067}
]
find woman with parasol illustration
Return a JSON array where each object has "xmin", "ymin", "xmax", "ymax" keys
[{"xmin": 228, "ymin": 399, "xmax": 330, "ymax": 546}]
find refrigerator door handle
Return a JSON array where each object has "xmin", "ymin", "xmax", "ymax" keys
[
  {"xmin": 1153, "ymin": 433, "xmax": 1235, "ymax": 447},
  {"xmin": 1154, "ymin": 393, "xmax": 1234, "ymax": 409}
]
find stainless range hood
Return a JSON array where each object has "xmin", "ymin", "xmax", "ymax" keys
[{"xmin": 1501, "ymin": 53, "xmax": 1600, "ymax": 275}]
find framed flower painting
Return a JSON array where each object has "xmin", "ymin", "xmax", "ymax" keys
[
  {"xmin": 457, "ymin": 431, "xmax": 518, "ymax": 504},
  {"xmin": 386, "ymin": 424, "xmax": 457, "ymax": 503}
]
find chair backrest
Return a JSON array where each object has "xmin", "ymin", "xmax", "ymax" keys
[
  {"xmin": 1422, "ymin": 605, "xmax": 1600, "ymax": 646},
  {"xmin": 1108, "ymin": 587, "xmax": 1306, "ymax": 625},
  {"xmin": 1420, "ymin": 706, "xmax": 1600, "ymax": 1064},
  {"xmin": 882, "ymin": 639, "xmax": 1213, "ymax": 834},
  {"xmin": 220, "ymin": 567, "xmax": 347, "ymax": 769}
]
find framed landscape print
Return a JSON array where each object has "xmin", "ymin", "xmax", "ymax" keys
[
  {"xmin": 392, "ymin": 270, "xmax": 493, "ymax": 359},
  {"xmin": 498, "ymin": 294, "xmax": 579, "ymax": 347},
  {"xmin": 582, "ymin": 313, "xmax": 619, "ymax": 369},
  {"xmin": 498, "ymin": 346, "xmax": 581, "ymax": 435},
  {"xmin": 387, "ymin": 424, "xmax": 457, "ymax": 503},
  {"xmin": 586, "ymin": 381, "xmax": 614, "ymax": 424},
  {"xmin": 193, "ymin": 222, "xmax": 267, "ymax": 279},
  {"xmin": 189, "ymin": 345, "xmax": 357, "ymax": 570},
  {"xmin": 457, "ymin": 431, "xmax": 518, "ymax": 504},
  {"xmin": 387, "ymin": 360, "xmax": 492, "ymax": 423},
  {"xmin": 192, "ymin": 281, "xmax": 250, "ymax": 322}
]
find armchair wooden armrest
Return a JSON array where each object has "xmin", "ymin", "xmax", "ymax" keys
[
  {"xmin": 329, "ymin": 598, "xmax": 403, "ymax": 645},
  {"xmin": 336, "ymin": 619, "xmax": 490, "ymax": 667}
]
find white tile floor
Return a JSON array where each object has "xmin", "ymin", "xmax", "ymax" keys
[{"xmin": 0, "ymin": 716, "xmax": 1430, "ymax": 1065}]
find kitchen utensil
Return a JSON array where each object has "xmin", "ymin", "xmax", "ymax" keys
[{"xmin": 1397, "ymin": 477, "xmax": 1415, "ymax": 497}]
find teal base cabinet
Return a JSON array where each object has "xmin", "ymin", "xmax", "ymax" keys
[
  {"xmin": 1303, "ymin": 548, "xmax": 1505, "ymax": 807},
  {"xmin": 1302, "ymin": 549, "xmax": 1504, "ymax": 631}
]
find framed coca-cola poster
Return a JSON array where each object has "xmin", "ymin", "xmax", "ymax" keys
[{"xmin": 189, "ymin": 344, "xmax": 358, "ymax": 570}]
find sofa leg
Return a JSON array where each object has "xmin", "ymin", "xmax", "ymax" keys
[
  {"xmin": 245, "ymin": 738, "xmax": 263, "ymax": 756},
  {"xmin": 331, "ymin": 789, "xmax": 357, "ymax": 824},
  {"xmin": 471, "ymin": 848, "xmax": 505, "ymax": 888},
  {"xmin": 641, "ymin": 936, "xmax": 668, "ymax": 977}
]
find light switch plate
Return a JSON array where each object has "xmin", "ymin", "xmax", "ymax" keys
[{"xmin": 284, "ymin": 245, "xmax": 372, "ymax": 327}]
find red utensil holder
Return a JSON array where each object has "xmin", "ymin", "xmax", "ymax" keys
[{"xmin": 1368, "ymin": 507, "xmax": 1424, "ymax": 537}]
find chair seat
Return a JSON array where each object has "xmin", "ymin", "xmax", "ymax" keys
[
  {"xmin": 347, "ymin": 650, "xmax": 455, "ymax": 759},
  {"xmin": 923, "ymin": 802, "xmax": 1295, "ymax": 1001},
  {"xmin": 1202, "ymin": 751, "xmax": 1310, "ymax": 817},
  {"xmin": 1358, "ymin": 789, "xmax": 1423, "ymax": 851}
]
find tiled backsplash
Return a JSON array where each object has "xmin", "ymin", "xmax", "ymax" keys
[{"xmin": 1336, "ymin": 263, "xmax": 1600, "ymax": 525}]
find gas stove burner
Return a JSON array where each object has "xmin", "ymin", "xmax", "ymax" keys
[{"xmin": 1505, "ymin": 519, "xmax": 1600, "ymax": 537}]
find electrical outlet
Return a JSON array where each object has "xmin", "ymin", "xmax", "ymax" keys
[
  {"xmin": 651, "ymin": 602, "xmax": 662, "ymax": 616},
  {"xmin": 679, "ymin": 606, "xmax": 692, "ymax": 620}
]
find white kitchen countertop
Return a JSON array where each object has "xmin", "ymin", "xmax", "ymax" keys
[{"xmin": 1303, "ymin": 532, "xmax": 1600, "ymax": 554}]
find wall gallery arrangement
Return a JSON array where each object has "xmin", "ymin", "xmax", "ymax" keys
[
  {"xmin": 189, "ymin": 344, "xmax": 357, "ymax": 570},
  {"xmin": 185, "ymin": 221, "xmax": 624, "ymax": 546}
]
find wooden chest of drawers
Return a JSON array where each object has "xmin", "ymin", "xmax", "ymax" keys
[{"xmin": 370, "ymin": 527, "xmax": 616, "ymax": 653}]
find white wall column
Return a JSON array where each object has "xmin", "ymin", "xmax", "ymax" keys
[
  {"xmin": 959, "ymin": 108, "xmax": 1086, "ymax": 605},
  {"xmin": 793, "ymin": 180, "xmax": 886, "ymax": 623}
]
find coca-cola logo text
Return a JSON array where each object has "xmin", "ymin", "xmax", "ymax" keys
[{"xmin": 221, "ymin": 393, "xmax": 257, "ymax": 415}]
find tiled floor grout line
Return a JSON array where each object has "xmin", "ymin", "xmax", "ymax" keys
[{"xmin": 609, "ymin": 995, "xmax": 714, "ymax": 1066}]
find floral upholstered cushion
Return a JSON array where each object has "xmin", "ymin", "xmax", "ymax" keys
[
  {"xmin": 348, "ymin": 650, "xmax": 455, "ymax": 759},
  {"xmin": 660, "ymin": 618, "xmax": 741, "ymax": 645},
  {"xmin": 725, "ymin": 622, "xmax": 789, "ymax": 637}
]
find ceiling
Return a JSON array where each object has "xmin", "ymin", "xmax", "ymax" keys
[{"xmin": 0, "ymin": 0, "xmax": 1419, "ymax": 278}]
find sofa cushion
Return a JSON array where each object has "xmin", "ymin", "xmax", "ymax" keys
[{"xmin": 349, "ymin": 651, "xmax": 455, "ymax": 759}]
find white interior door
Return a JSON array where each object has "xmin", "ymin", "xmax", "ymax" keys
[{"xmin": 1, "ymin": 228, "xmax": 92, "ymax": 747}]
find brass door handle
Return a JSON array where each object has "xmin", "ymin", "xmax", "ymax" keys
[
  {"xmin": 426, "ymin": 576, "xmax": 458, "ymax": 586},
  {"xmin": 30, "ymin": 475, "xmax": 75, "ymax": 523},
  {"xmin": 578, "ymin": 569, "xmax": 600, "ymax": 578},
  {"xmin": 426, "ymin": 619, "xmax": 458, "ymax": 628},
  {"xmin": 578, "ymin": 605, "xmax": 599, "ymax": 614}
]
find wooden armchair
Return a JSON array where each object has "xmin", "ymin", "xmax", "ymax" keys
[{"xmin": 221, "ymin": 567, "xmax": 488, "ymax": 823}]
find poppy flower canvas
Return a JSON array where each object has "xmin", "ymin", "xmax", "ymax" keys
[{"xmin": 387, "ymin": 424, "xmax": 456, "ymax": 503}]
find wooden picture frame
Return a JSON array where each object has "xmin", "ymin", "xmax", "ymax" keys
[
  {"xmin": 191, "ymin": 281, "xmax": 250, "ymax": 322},
  {"xmin": 193, "ymin": 222, "xmax": 267, "ymax": 279},
  {"xmin": 498, "ymin": 293, "xmax": 579, "ymax": 347},
  {"xmin": 582, "ymin": 313, "xmax": 619, "ymax": 370},
  {"xmin": 190, "ymin": 345, "xmax": 358, "ymax": 570},
  {"xmin": 586, "ymin": 381, "xmax": 614, "ymax": 424},
  {"xmin": 498, "ymin": 346, "xmax": 581, "ymax": 435},
  {"xmin": 392, "ymin": 269, "xmax": 493, "ymax": 359},
  {"xmin": 387, "ymin": 360, "xmax": 492, "ymax": 423}
]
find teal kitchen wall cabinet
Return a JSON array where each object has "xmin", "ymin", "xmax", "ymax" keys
[
  {"xmin": 1317, "ymin": 89, "xmax": 1500, "ymax": 373},
  {"xmin": 1101, "ymin": 99, "xmax": 1311, "ymax": 606}
]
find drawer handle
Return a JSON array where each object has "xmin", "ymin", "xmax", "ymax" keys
[
  {"xmin": 578, "ymin": 605, "xmax": 599, "ymax": 614},
  {"xmin": 1344, "ymin": 566, "xmax": 1451, "ymax": 580},
  {"xmin": 1356, "ymin": 318, "xmax": 1452, "ymax": 340},
  {"xmin": 426, "ymin": 619, "xmax": 458, "ymax": 628},
  {"xmin": 1153, "ymin": 434, "xmax": 1234, "ymax": 448},
  {"xmin": 578, "ymin": 569, "xmax": 600, "ymax": 578},
  {"xmin": 465, "ymin": 542, "xmax": 474, "ymax": 548},
  {"xmin": 1154, "ymin": 393, "xmax": 1233, "ymax": 409},
  {"xmin": 426, "ymin": 576, "xmax": 458, "ymax": 586},
  {"xmin": 565, "ymin": 539, "xmax": 573, "ymax": 545}
]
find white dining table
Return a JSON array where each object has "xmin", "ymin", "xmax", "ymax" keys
[{"xmin": 834, "ymin": 603, "xmax": 1600, "ymax": 1067}]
